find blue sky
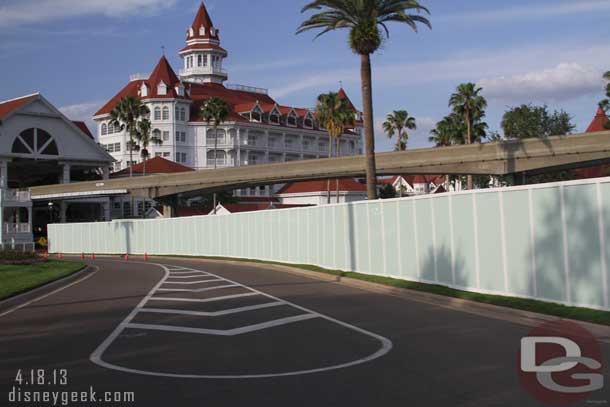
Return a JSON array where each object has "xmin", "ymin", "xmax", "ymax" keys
[{"xmin": 1, "ymin": 0, "xmax": 608, "ymax": 151}]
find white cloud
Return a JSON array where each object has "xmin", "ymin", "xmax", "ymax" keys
[
  {"xmin": 438, "ymin": 0, "xmax": 610, "ymax": 24},
  {"xmin": 478, "ymin": 63, "xmax": 603, "ymax": 103},
  {"xmin": 0, "ymin": 0, "xmax": 177, "ymax": 27},
  {"xmin": 268, "ymin": 42, "xmax": 610, "ymax": 103},
  {"xmin": 59, "ymin": 101, "xmax": 102, "ymax": 138}
]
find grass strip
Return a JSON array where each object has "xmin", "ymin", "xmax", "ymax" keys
[
  {"xmin": 0, "ymin": 260, "xmax": 86, "ymax": 301},
  {"xmin": 161, "ymin": 255, "xmax": 610, "ymax": 326}
]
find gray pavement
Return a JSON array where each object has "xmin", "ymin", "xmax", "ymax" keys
[{"xmin": 1, "ymin": 257, "xmax": 608, "ymax": 406}]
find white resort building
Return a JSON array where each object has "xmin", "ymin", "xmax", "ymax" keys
[{"xmin": 95, "ymin": 1, "xmax": 364, "ymax": 199}]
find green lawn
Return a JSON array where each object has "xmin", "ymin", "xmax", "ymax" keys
[
  {"xmin": 163, "ymin": 255, "xmax": 610, "ymax": 326},
  {"xmin": 0, "ymin": 260, "xmax": 86, "ymax": 301}
]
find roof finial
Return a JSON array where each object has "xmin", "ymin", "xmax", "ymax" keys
[
  {"xmin": 339, "ymin": 80, "xmax": 343, "ymax": 89},
  {"xmin": 161, "ymin": 45, "xmax": 166, "ymax": 56}
]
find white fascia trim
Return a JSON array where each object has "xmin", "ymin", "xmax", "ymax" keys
[{"xmin": 32, "ymin": 189, "xmax": 128, "ymax": 200}]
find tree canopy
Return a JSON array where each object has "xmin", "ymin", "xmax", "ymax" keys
[
  {"xmin": 501, "ymin": 104, "xmax": 575, "ymax": 139},
  {"xmin": 383, "ymin": 110, "xmax": 417, "ymax": 151}
]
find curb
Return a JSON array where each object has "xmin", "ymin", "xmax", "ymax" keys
[{"xmin": 150, "ymin": 256, "xmax": 610, "ymax": 343}]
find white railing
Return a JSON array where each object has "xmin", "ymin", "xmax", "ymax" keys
[
  {"xmin": 130, "ymin": 73, "xmax": 149, "ymax": 82},
  {"xmin": 225, "ymin": 84, "xmax": 268, "ymax": 95},
  {"xmin": 180, "ymin": 66, "xmax": 227, "ymax": 76},
  {"xmin": 5, "ymin": 223, "xmax": 31, "ymax": 234},
  {"xmin": 2, "ymin": 189, "xmax": 31, "ymax": 202},
  {"xmin": 0, "ymin": 242, "xmax": 35, "ymax": 252}
]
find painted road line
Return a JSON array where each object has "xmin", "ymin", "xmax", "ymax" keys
[
  {"xmin": 161, "ymin": 279, "xmax": 224, "ymax": 285},
  {"xmin": 148, "ymin": 293, "xmax": 260, "ymax": 303},
  {"xmin": 139, "ymin": 302, "xmax": 284, "ymax": 317},
  {"xmin": 0, "ymin": 266, "xmax": 100, "ymax": 318},
  {"xmin": 125, "ymin": 314, "xmax": 318, "ymax": 336},
  {"xmin": 165, "ymin": 275, "xmax": 216, "ymax": 280},
  {"xmin": 156, "ymin": 284, "xmax": 239, "ymax": 293},
  {"xmin": 91, "ymin": 262, "xmax": 393, "ymax": 379},
  {"xmin": 169, "ymin": 271, "xmax": 211, "ymax": 276}
]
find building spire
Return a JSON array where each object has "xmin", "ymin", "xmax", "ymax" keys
[{"xmin": 188, "ymin": 2, "xmax": 218, "ymax": 40}]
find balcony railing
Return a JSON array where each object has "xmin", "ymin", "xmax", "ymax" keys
[
  {"xmin": 180, "ymin": 66, "xmax": 227, "ymax": 76},
  {"xmin": 2, "ymin": 189, "xmax": 31, "ymax": 202},
  {"xmin": 226, "ymin": 84, "xmax": 269, "ymax": 95},
  {"xmin": 5, "ymin": 223, "xmax": 30, "ymax": 234}
]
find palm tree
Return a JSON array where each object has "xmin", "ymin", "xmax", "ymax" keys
[
  {"xmin": 298, "ymin": 0, "xmax": 431, "ymax": 200},
  {"xmin": 201, "ymin": 97, "xmax": 229, "ymax": 214},
  {"xmin": 135, "ymin": 118, "xmax": 163, "ymax": 177},
  {"xmin": 383, "ymin": 110, "xmax": 416, "ymax": 152},
  {"xmin": 449, "ymin": 83, "xmax": 487, "ymax": 189},
  {"xmin": 601, "ymin": 71, "xmax": 610, "ymax": 130},
  {"xmin": 316, "ymin": 92, "xmax": 353, "ymax": 204},
  {"xmin": 110, "ymin": 96, "xmax": 149, "ymax": 178}
]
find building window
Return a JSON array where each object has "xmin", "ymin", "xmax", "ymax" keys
[
  {"xmin": 162, "ymin": 131, "xmax": 170, "ymax": 141},
  {"xmin": 198, "ymin": 54, "xmax": 203, "ymax": 67},
  {"xmin": 287, "ymin": 114, "xmax": 297, "ymax": 127},
  {"xmin": 180, "ymin": 107, "xmax": 186, "ymax": 121},
  {"xmin": 123, "ymin": 202, "xmax": 132, "ymax": 218},
  {"xmin": 158, "ymin": 82, "xmax": 167, "ymax": 96},
  {"xmin": 269, "ymin": 113, "xmax": 279, "ymax": 124},
  {"xmin": 154, "ymin": 107, "xmax": 161, "ymax": 121},
  {"xmin": 155, "ymin": 152, "xmax": 162, "ymax": 157},
  {"xmin": 101, "ymin": 123, "xmax": 108, "ymax": 136},
  {"xmin": 175, "ymin": 106, "xmax": 180, "ymax": 121},
  {"xmin": 203, "ymin": 55, "xmax": 208, "ymax": 67},
  {"xmin": 163, "ymin": 152, "xmax": 170, "ymax": 158},
  {"xmin": 162, "ymin": 106, "xmax": 169, "ymax": 120},
  {"xmin": 181, "ymin": 132, "xmax": 186, "ymax": 142},
  {"xmin": 114, "ymin": 142, "xmax": 121, "ymax": 152}
]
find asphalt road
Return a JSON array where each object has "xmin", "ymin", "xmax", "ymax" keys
[{"xmin": 1, "ymin": 257, "xmax": 608, "ymax": 406}]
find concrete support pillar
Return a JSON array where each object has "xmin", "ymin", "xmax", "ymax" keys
[
  {"xmin": 103, "ymin": 166, "xmax": 110, "ymax": 180},
  {"xmin": 27, "ymin": 206, "xmax": 32, "ymax": 232},
  {"xmin": 162, "ymin": 196, "xmax": 178, "ymax": 218},
  {"xmin": 104, "ymin": 198, "xmax": 111, "ymax": 221},
  {"xmin": 62, "ymin": 164, "xmax": 71, "ymax": 184},
  {"xmin": 0, "ymin": 160, "xmax": 8, "ymax": 188},
  {"xmin": 59, "ymin": 201, "xmax": 67, "ymax": 223}
]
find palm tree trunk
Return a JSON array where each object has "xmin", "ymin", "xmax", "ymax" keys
[
  {"xmin": 336, "ymin": 137, "xmax": 341, "ymax": 204},
  {"xmin": 327, "ymin": 134, "xmax": 332, "ymax": 205},
  {"xmin": 213, "ymin": 126, "xmax": 218, "ymax": 215},
  {"xmin": 465, "ymin": 110, "xmax": 473, "ymax": 190},
  {"xmin": 361, "ymin": 53, "xmax": 377, "ymax": 200},
  {"xmin": 143, "ymin": 153, "xmax": 147, "ymax": 177}
]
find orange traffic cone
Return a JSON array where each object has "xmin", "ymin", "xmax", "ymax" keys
[
  {"xmin": 91, "ymin": 253, "xmax": 96, "ymax": 260},
  {"xmin": 43, "ymin": 251, "xmax": 49, "ymax": 259},
  {"xmin": 81, "ymin": 252, "xmax": 85, "ymax": 260},
  {"xmin": 57, "ymin": 252, "xmax": 63, "ymax": 259},
  {"xmin": 144, "ymin": 253, "xmax": 148, "ymax": 261},
  {"xmin": 124, "ymin": 253, "xmax": 129, "ymax": 261}
]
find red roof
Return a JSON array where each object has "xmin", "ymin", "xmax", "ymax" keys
[
  {"xmin": 586, "ymin": 106, "xmax": 609, "ymax": 133},
  {"xmin": 0, "ymin": 94, "xmax": 38, "ymax": 120},
  {"xmin": 277, "ymin": 178, "xmax": 367, "ymax": 194},
  {"xmin": 179, "ymin": 43, "xmax": 227, "ymax": 55},
  {"xmin": 146, "ymin": 56, "xmax": 184, "ymax": 99},
  {"xmin": 219, "ymin": 203, "xmax": 310, "ymax": 213},
  {"xmin": 112, "ymin": 157, "xmax": 194, "ymax": 176},
  {"xmin": 338, "ymin": 87, "xmax": 357, "ymax": 112},
  {"xmin": 72, "ymin": 121, "xmax": 94, "ymax": 139},
  {"xmin": 94, "ymin": 80, "xmax": 141, "ymax": 116},
  {"xmin": 189, "ymin": 2, "xmax": 218, "ymax": 40}
]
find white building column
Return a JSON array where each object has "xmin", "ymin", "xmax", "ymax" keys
[
  {"xmin": 103, "ymin": 198, "xmax": 112, "ymax": 221},
  {"xmin": 103, "ymin": 166, "xmax": 110, "ymax": 180},
  {"xmin": 236, "ymin": 128, "xmax": 241, "ymax": 167},
  {"xmin": 27, "ymin": 206, "xmax": 32, "ymax": 232}
]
